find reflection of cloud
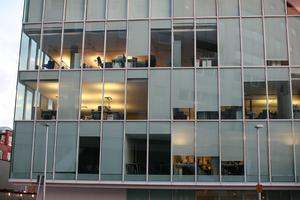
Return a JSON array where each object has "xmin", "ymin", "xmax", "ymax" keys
[{"xmin": 0, "ymin": 1, "xmax": 23, "ymax": 128}]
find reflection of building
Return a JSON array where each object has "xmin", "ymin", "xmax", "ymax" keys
[{"xmin": 11, "ymin": 0, "xmax": 300, "ymax": 199}]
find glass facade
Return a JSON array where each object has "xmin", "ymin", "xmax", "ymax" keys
[{"xmin": 13, "ymin": 0, "xmax": 300, "ymax": 194}]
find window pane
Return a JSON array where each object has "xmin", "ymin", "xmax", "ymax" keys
[
  {"xmin": 288, "ymin": 17, "xmax": 300, "ymax": 65},
  {"xmin": 244, "ymin": 68, "xmax": 267, "ymax": 119},
  {"xmin": 126, "ymin": 75, "xmax": 148, "ymax": 120},
  {"xmin": 173, "ymin": 122, "xmax": 195, "ymax": 181},
  {"xmin": 245, "ymin": 122, "xmax": 269, "ymax": 182},
  {"xmin": 149, "ymin": 70, "xmax": 171, "ymax": 119},
  {"xmin": 295, "ymin": 122, "xmax": 300, "ymax": 181},
  {"xmin": 151, "ymin": 190, "xmax": 172, "ymax": 200},
  {"xmin": 265, "ymin": 18, "xmax": 288, "ymax": 64},
  {"xmin": 101, "ymin": 122, "xmax": 123, "ymax": 180},
  {"xmin": 264, "ymin": 0, "xmax": 285, "ymax": 15},
  {"xmin": 78, "ymin": 122, "xmax": 100, "ymax": 180},
  {"xmin": 11, "ymin": 122, "xmax": 33, "ymax": 179},
  {"xmin": 242, "ymin": 18, "xmax": 264, "ymax": 66},
  {"xmin": 127, "ymin": 21, "xmax": 149, "ymax": 68},
  {"xmin": 84, "ymin": 22, "xmax": 105, "ymax": 68},
  {"xmin": 196, "ymin": 19, "xmax": 218, "ymax": 67},
  {"xmin": 218, "ymin": 0, "xmax": 239, "ymax": 16},
  {"xmin": 103, "ymin": 71, "xmax": 125, "ymax": 120},
  {"xmin": 86, "ymin": 0, "xmax": 106, "ymax": 20},
  {"xmin": 129, "ymin": 0, "xmax": 148, "ymax": 18},
  {"xmin": 173, "ymin": 31, "xmax": 194, "ymax": 67},
  {"xmin": 292, "ymin": 69, "xmax": 300, "ymax": 119},
  {"xmin": 24, "ymin": 0, "xmax": 43, "ymax": 22},
  {"xmin": 108, "ymin": 0, "xmax": 127, "ymax": 19},
  {"xmin": 174, "ymin": 0, "xmax": 193, "ymax": 17},
  {"xmin": 37, "ymin": 71, "xmax": 59, "ymax": 120},
  {"xmin": 62, "ymin": 23, "xmax": 83, "ymax": 69},
  {"xmin": 151, "ymin": 0, "xmax": 171, "ymax": 18},
  {"xmin": 270, "ymin": 122, "xmax": 294, "ymax": 182},
  {"xmin": 241, "ymin": 0, "xmax": 262, "ymax": 15},
  {"xmin": 80, "ymin": 71, "xmax": 103, "ymax": 120},
  {"xmin": 15, "ymin": 72, "xmax": 38, "ymax": 120},
  {"xmin": 19, "ymin": 25, "xmax": 41, "ymax": 70},
  {"xmin": 149, "ymin": 122, "xmax": 171, "ymax": 181},
  {"xmin": 56, "ymin": 122, "xmax": 77, "ymax": 180},
  {"xmin": 125, "ymin": 122, "xmax": 147, "ymax": 181},
  {"xmin": 105, "ymin": 22, "xmax": 126, "ymax": 68},
  {"xmin": 66, "ymin": 0, "xmax": 85, "ymax": 21},
  {"xmin": 33, "ymin": 122, "xmax": 55, "ymax": 179},
  {"xmin": 221, "ymin": 122, "xmax": 244, "ymax": 181},
  {"xmin": 196, "ymin": 69, "xmax": 218, "ymax": 119},
  {"xmin": 197, "ymin": 122, "xmax": 219, "ymax": 181},
  {"xmin": 58, "ymin": 71, "xmax": 81, "ymax": 120},
  {"xmin": 267, "ymin": 68, "xmax": 292, "ymax": 119},
  {"xmin": 219, "ymin": 19, "xmax": 241, "ymax": 66},
  {"xmin": 220, "ymin": 69, "xmax": 243, "ymax": 119},
  {"xmin": 150, "ymin": 20, "xmax": 171, "ymax": 67},
  {"xmin": 195, "ymin": 0, "xmax": 216, "ymax": 16},
  {"xmin": 41, "ymin": 23, "xmax": 62, "ymax": 70},
  {"xmin": 44, "ymin": 0, "xmax": 64, "ymax": 21},
  {"xmin": 173, "ymin": 70, "xmax": 195, "ymax": 120}
]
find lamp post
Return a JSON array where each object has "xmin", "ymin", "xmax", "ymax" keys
[
  {"xmin": 255, "ymin": 124, "xmax": 264, "ymax": 200},
  {"xmin": 42, "ymin": 123, "xmax": 49, "ymax": 200}
]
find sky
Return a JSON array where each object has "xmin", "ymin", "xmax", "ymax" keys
[{"xmin": 0, "ymin": 0, "xmax": 23, "ymax": 128}]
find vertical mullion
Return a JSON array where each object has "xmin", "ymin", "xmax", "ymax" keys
[{"xmin": 170, "ymin": 0, "xmax": 174, "ymax": 182}]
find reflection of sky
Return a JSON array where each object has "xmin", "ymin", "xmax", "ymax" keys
[{"xmin": 0, "ymin": 1, "xmax": 23, "ymax": 128}]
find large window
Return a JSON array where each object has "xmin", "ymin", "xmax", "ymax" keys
[
  {"xmin": 174, "ymin": 0, "xmax": 193, "ymax": 17},
  {"xmin": 221, "ymin": 122, "xmax": 244, "ymax": 182},
  {"xmin": 151, "ymin": 0, "xmax": 171, "ymax": 18},
  {"xmin": 244, "ymin": 68, "xmax": 267, "ymax": 119},
  {"xmin": 11, "ymin": 122, "xmax": 33, "ymax": 179},
  {"xmin": 265, "ymin": 18, "xmax": 288, "ymax": 66},
  {"xmin": 15, "ymin": 72, "xmax": 38, "ymax": 120},
  {"xmin": 295, "ymin": 122, "xmax": 300, "ymax": 182},
  {"xmin": 108, "ymin": 0, "xmax": 127, "ymax": 19},
  {"xmin": 220, "ymin": 69, "xmax": 243, "ymax": 119},
  {"xmin": 219, "ymin": 19, "xmax": 241, "ymax": 66},
  {"xmin": 149, "ymin": 70, "xmax": 171, "ymax": 119},
  {"xmin": 78, "ymin": 122, "xmax": 100, "ymax": 180},
  {"xmin": 127, "ymin": 21, "xmax": 149, "ymax": 68},
  {"xmin": 292, "ymin": 69, "xmax": 300, "ymax": 119},
  {"xmin": 80, "ymin": 71, "xmax": 103, "ymax": 120},
  {"xmin": 101, "ymin": 122, "xmax": 123, "ymax": 180},
  {"xmin": 129, "ymin": 0, "xmax": 148, "ymax": 18},
  {"xmin": 196, "ymin": 69, "xmax": 218, "ymax": 119},
  {"xmin": 288, "ymin": 17, "xmax": 300, "ymax": 65},
  {"xmin": 103, "ymin": 71, "xmax": 125, "ymax": 120},
  {"xmin": 41, "ymin": 23, "xmax": 62, "ymax": 70},
  {"xmin": 58, "ymin": 71, "xmax": 81, "ymax": 120},
  {"xmin": 197, "ymin": 122, "xmax": 219, "ymax": 181},
  {"xmin": 150, "ymin": 20, "xmax": 171, "ymax": 67},
  {"xmin": 125, "ymin": 122, "xmax": 147, "ymax": 181},
  {"xmin": 173, "ymin": 21, "xmax": 194, "ymax": 67},
  {"xmin": 149, "ymin": 122, "xmax": 171, "ymax": 181},
  {"xmin": 37, "ymin": 71, "xmax": 59, "ymax": 120},
  {"xmin": 218, "ymin": 0, "xmax": 239, "ymax": 16},
  {"xmin": 242, "ymin": 18, "xmax": 264, "ymax": 66},
  {"xmin": 55, "ymin": 122, "xmax": 77, "ymax": 180},
  {"xmin": 173, "ymin": 70, "xmax": 195, "ymax": 120},
  {"xmin": 241, "ymin": 0, "xmax": 262, "ymax": 15},
  {"xmin": 44, "ymin": 0, "xmax": 64, "ymax": 22},
  {"xmin": 245, "ymin": 122, "xmax": 269, "ymax": 182},
  {"xmin": 65, "ymin": 0, "xmax": 85, "ymax": 21},
  {"xmin": 33, "ymin": 122, "xmax": 55, "ymax": 179},
  {"xmin": 86, "ymin": 0, "xmax": 106, "ymax": 20},
  {"xmin": 264, "ymin": 0, "xmax": 285, "ymax": 15},
  {"xmin": 105, "ymin": 22, "xmax": 126, "ymax": 68},
  {"xmin": 270, "ymin": 122, "xmax": 294, "ymax": 182},
  {"xmin": 19, "ymin": 24, "xmax": 41, "ymax": 70},
  {"xmin": 23, "ymin": 0, "xmax": 43, "ymax": 22},
  {"xmin": 195, "ymin": 0, "xmax": 216, "ymax": 16},
  {"xmin": 173, "ymin": 122, "xmax": 195, "ymax": 181},
  {"xmin": 83, "ymin": 23, "xmax": 105, "ymax": 69},
  {"xmin": 62, "ymin": 23, "xmax": 83, "ymax": 69},
  {"xmin": 126, "ymin": 71, "xmax": 148, "ymax": 119},
  {"xmin": 196, "ymin": 19, "xmax": 218, "ymax": 67},
  {"xmin": 267, "ymin": 68, "xmax": 292, "ymax": 119}
]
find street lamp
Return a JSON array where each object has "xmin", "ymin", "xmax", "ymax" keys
[
  {"xmin": 42, "ymin": 123, "xmax": 49, "ymax": 200},
  {"xmin": 255, "ymin": 124, "xmax": 264, "ymax": 200}
]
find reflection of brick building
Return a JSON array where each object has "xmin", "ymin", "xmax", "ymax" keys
[{"xmin": 0, "ymin": 127, "xmax": 12, "ymax": 161}]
